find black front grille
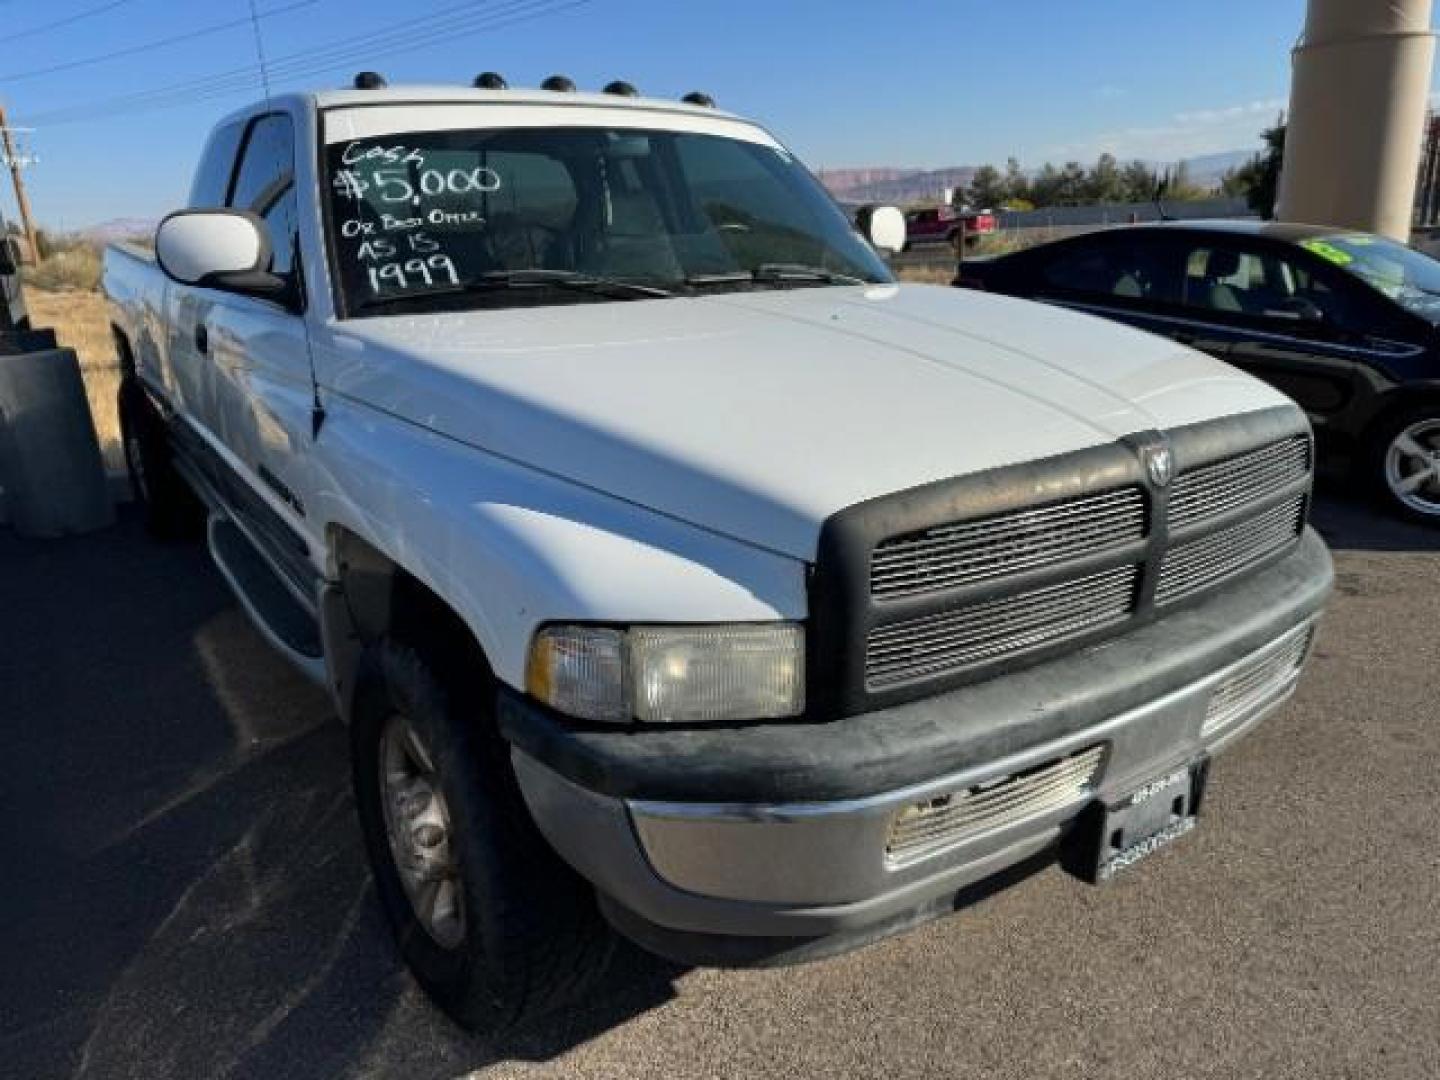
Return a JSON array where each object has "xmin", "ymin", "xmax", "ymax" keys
[{"xmin": 810, "ymin": 406, "xmax": 1314, "ymax": 717}]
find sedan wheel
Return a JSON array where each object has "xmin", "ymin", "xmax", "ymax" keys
[{"xmin": 1383, "ymin": 417, "xmax": 1440, "ymax": 520}]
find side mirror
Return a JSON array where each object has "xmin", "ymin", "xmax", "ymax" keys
[
  {"xmin": 155, "ymin": 210, "xmax": 296, "ymax": 307},
  {"xmin": 0, "ymin": 238, "xmax": 15, "ymax": 275},
  {"xmin": 856, "ymin": 204, "xmax": 906, "ymax": 255}
]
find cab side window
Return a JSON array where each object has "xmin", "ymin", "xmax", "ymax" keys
[{"xmin": 228, "ymin": 114, "xmax": 298, "ymax": 277}]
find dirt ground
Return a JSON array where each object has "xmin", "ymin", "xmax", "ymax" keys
[{"xmin": 25, "ymin": 288, "xmax": 123, "ymax": 470}]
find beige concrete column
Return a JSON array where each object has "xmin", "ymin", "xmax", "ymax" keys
[{"xmin": 1278, "ymin": 0, "xmax": 1436, "ymax": 239}]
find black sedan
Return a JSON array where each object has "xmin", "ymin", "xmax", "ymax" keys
[{"xmin": 956, "ymin": 221, "xmax": 1440, "ymax": 523}]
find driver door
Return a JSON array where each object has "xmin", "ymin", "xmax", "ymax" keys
[
  {"xmin": 1171, "ymin": 238, "xmax": 1373, "ymax": 422},
  {"xmin": 200, "ymin": 111, "xmax": 320, "ymax": 589}
]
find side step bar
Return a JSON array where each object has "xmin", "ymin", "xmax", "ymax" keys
[{"xmin": 207, "ymin": 513, "xmax": 327, "ymax": 686}]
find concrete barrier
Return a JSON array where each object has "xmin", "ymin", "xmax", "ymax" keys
[{"xmin": 0, "ymin": 342, "xmax": 114, "ymax": 537}]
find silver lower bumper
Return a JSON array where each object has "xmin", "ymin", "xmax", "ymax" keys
[{"xmin": 513, "ymin": 620, "xmax": 1318, "ymax": 942}]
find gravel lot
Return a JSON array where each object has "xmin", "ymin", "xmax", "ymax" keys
[{"xmin": 2, "ymin": 488, "xmax": 1437, "ymax": 1080}]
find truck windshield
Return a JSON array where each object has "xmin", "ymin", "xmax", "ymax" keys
[{"xmin": 323, "ymin": 125, "xmax": 892, "ymax": 316}]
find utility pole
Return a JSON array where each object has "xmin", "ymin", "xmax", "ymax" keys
[{"xmin": 0, "ymin": 103, "xmax": 40, "ymax": 264}]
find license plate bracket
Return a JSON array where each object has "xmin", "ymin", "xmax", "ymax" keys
[{"xmin": 1065, "ymin": 756, "xmax": 1209, "ymax": 884}]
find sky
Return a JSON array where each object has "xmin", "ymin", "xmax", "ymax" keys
[{"xmin": 0, "ymin": 0, "xmax": 1436, "ymax": 228}]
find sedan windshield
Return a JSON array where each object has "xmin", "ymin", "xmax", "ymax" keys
[
  {"xmin": 1300, "ymin": 233, "xmax": 1440, "ymax": 321},
  {"xmin": 324, "ymin": 126, "xmax": 892, "ymax": 317}
]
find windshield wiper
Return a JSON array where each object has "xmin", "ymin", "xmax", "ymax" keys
[
  {"xmin": 685, "ymin": 264, "xmax": 868, "ymax": 290},
  {"xmin": 474, "ymin": 269, "xmax": 674, "ymax": 298},
  {"xmin": 753, "ymin": 263, "xmax": 867, "ymax": 285},
  {"xmin": 354, "ymin": 269, "xmax": 673, "ymax": 311},
  {"xmin": 684, "ymin": 271, "xmax": 755, "ymax": 287}
]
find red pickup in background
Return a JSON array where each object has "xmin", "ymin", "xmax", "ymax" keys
[{"xmin": 904, "ymin": 205, "xmax": 998, "ymax": 251}]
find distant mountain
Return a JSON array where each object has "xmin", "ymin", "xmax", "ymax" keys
[
  {"xmin": 1178, "ymin": 150, "xmax": 1255, "ymax": 188},
  {"xmin": 77, "ymin": 218, "xmax": 156, "ymax": 244},
  {"xmin": 822, "ymin": 150, "xmax": 1255, "ymax": 206}
]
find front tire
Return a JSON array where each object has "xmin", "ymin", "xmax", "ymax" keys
[
  {"xmin": 1367, "ymin": 408, "xmax": 1440, "ymax": 525},
  {"xmin": 350, "ymin": 639, "xmax": 611, "ymax": 1031}
]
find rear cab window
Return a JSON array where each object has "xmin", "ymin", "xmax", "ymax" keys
[{"xmin": 188, "ymin": 121, "xmax": 246, "ymax": 208}]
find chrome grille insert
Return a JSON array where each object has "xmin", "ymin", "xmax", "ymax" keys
[
  {"xmin": 1170, "ymin": 436, "xmax": 1310, "ymax": 531},
  {"xmin": 1203, "ymin": 625, "xmax": 1314, "ymax": 737},
  {"xmin": 871, "ymin": 487, "xmax": 1146, "ymax": 599},
  {"xmin": 866, "ymin": 565, "xmax": 1140, "ymax": 688},
  {"xmin": 886, "ymin": 745, "xmax": 1106, "ymax": 867},
  {"xmin": 1157, "ymin": 495, "xmax": 1305, "ymax": 605}
]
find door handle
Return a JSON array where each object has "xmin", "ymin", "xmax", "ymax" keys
[{"xmin": 195, "ymin": 322, "xmax": 209, "ymax": 354}]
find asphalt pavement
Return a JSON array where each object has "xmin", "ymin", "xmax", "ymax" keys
[{"xmin": 2, "ymin": 485, "xmax": 1437, "ymax": 1080}]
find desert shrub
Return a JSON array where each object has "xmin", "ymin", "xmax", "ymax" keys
[{"xmin": 23, "ymin": 245, "xmax": 103, "ymax": 292}]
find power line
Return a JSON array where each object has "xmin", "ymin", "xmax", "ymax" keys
[
  {"xmin": 22, "ymin": 0, "xmax": 556, "ymax": 118},
  {"xmin": 8, "ymin": 0, "xmax": 133, "ymax": 44},
  {"xmin": 33, "ymin": 0, "xmax": 500, "ymax": 114},
  {"xmin": 19, "ymin": 0, "xmax": 590, "ymax": 126},
  {"xmin": 0, "ymin": 0, "xmax": 318, "ymax": 84}
]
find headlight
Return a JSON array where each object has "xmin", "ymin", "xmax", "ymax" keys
[{"xmin": 526, "ymin": 623, "xmax": 805, "ymax": 724}]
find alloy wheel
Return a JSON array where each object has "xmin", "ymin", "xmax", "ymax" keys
[
  {"xmin": 1384, "ymin": 418, "xmax": 1440, "ymax": 518},
  {"xmin": 378, "ymin": 715, "xmax": 466, "ymax": 949}
]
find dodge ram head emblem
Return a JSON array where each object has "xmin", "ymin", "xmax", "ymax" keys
[{"xmin": 1145, "ymin": 446, "xmax": 1174, "ymax": 488}]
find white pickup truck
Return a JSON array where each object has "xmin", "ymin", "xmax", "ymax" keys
[{"xmin": 104, "ymin": 77, "xmax": 1333, "ymax": 1031}]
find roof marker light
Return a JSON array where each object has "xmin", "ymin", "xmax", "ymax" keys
[
  {"xmin": 473, "ymin": 72, "xmax": 508, "ymax": 89},
  {"xmin": 353, "ymin": 71, "xmax": 387, "ymax": 89},
  {"xmin": 603, "ymin": 80, "xmax": 639, "ymax": 97},
  {"xmin": 541, "ymin": 75, "xmax": 577, "ymax": 93},
  {"xmin": 681, "ymin": 91, "xmax": 716, "ymax": 108}
]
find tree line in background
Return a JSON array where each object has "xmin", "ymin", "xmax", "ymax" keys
[
  {"xmin": 1219, "ymin": 119, "xmax": 1286, "ymax": 220},
  {"xmin": 953, "ymin": 119, "xmax": 1286, "ymax": 218}
]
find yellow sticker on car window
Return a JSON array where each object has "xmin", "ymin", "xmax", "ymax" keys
[{"xmin": 1300, "ymin": 239, "xmax": 1354, "ymax": 266}]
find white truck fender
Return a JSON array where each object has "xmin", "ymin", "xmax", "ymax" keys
[{"xmin": 312, "ymin": 393, "xmax": 807, "ymax": 706}]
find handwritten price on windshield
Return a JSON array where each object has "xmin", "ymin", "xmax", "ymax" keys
[{"xmin": 333, "ymin": 166, "xmax": 502, "ymax": 203}]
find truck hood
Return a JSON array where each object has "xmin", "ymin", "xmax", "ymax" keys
[{"xmin": 320, "ymin": 283, "xmax": 1291, "ymax": 560}]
